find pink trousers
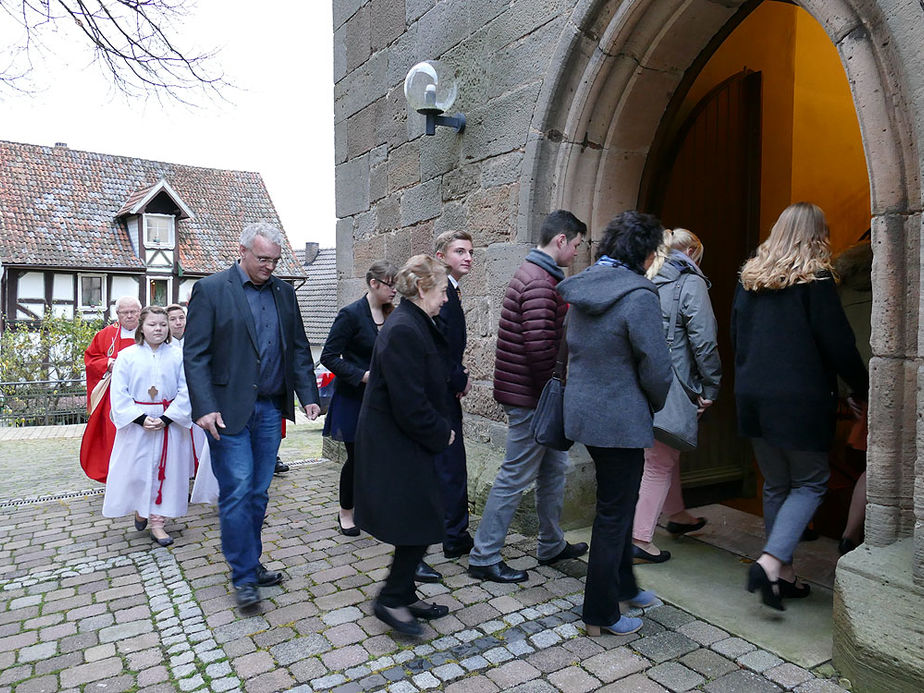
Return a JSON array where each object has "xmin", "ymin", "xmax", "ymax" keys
[{"xmin": 632, "ymin": 440, "xmax": 685, "ymax": 543}]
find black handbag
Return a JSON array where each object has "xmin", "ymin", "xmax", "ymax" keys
[
  {"xmin": 530, "ymin": 319, "xmax": 574, "ymax": 451},
  {"xmin": 653, "ymin": 274, "xmax": 700, "ymax": 452}
]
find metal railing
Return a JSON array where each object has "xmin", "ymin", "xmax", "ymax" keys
[{"xmin": 0, "ymin": 379, "xmax": 88, "ymax": 427}]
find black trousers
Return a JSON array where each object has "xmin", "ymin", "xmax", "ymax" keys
[
  {"xmin": 582, "ymin": 446, "xmax": 644, "ymax": 627},
  {"xmin": 339, "ymin": 442, "xmax": 355, "ymax": 509},
  {"xmin": 434, "ymin": 413, "xmax": 470, "ymax": 550},
  {"xmin": 378, "ymin": 545, "xmax": 428, "ymax": 608}
]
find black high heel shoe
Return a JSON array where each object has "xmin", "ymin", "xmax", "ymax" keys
[
  {"xmin": 778, "ymin": 577, "xmax": 810, "ymax": 599},
  {"xmin": 746, "ymin": 562, "xmax": 784, "ymax": 611},
  {"xmin": 337, "ymin": 514, "xmax": 360, "ymax": 537}
]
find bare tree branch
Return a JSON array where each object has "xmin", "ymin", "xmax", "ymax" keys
[{"xmin": 0, "ymin": 0, "xmax": 229, "ymax": 103}]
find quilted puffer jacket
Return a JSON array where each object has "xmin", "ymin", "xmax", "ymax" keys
[{"xmin": 493, "ymin": 249, "xmax": 568, "ymax": 408}]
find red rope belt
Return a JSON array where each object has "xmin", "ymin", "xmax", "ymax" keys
[{"xmin": 134, "ymin": 399, "xmax": 173, "ymax": 505}]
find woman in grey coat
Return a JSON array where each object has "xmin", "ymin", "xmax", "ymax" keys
[
  {"xmin": 557, "ymin": 210, "xmax": 672, "ymax": 636},
  {"xmin": 632, "ymin": 229, "xmax": 721, "ymax": 563}
]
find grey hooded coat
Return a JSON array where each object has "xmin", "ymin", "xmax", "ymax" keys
[{"xmin": 557, "ymin": 263, "xmax": 672, "ymax": 449}]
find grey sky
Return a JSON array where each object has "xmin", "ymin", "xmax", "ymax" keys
[{"xmin": 0, "ymin": 0, "xmax": 336, "ymax": 250}]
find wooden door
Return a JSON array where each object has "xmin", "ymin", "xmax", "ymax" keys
[{"xmin": 646, "ymin": 70, "xmax": 762, "ymax": 501}]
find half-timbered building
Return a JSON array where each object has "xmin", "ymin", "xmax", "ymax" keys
[{"xmin": 0, "ymin": 140, "xmax": 304, "ymax": 329}]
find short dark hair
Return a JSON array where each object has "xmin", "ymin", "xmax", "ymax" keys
[
  {"xmin": 595, "ymin": 210, "xmax": 664, "ymax": 273},
  {"xmin": 538, "ymin": 210, "xmax": 587, "ymax": 246}
]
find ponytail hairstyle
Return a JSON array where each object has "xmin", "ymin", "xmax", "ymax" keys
[{"xmin": 645, "ymin": 228, "xmax": 704, "ymax": 279}]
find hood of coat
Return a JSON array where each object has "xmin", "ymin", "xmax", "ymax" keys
[
  {"xmin": 653, "ymin": 249, "xmax": 711, "ymax": 289},
  {"xmin": 557, "ymin": 263, "xmax": 656, "ymax": 315}
]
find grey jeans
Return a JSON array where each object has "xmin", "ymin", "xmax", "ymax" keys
[
  {"xmin": 469, "ymin": 405, "xmax": 569, "ymax": 566},
  {"xmin": 751, "ymin": 438, "xmax": 830, "ymax": 564}
]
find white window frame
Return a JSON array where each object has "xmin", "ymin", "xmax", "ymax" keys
[
  {"xmin": 78, "ymin": 273, "xmax": 107, "ymax": 311},
  {"xmin": 146, "ymin": 276, "xmax": 173, "ymax": 307},
  {"xmin": 142, "ymin": 213, "xmax": 176, "ymax": 249}
]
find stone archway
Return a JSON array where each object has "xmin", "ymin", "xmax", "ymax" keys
[{"xmin": 518, "ymin": 0, "xmax": 923, "ymax": 688}]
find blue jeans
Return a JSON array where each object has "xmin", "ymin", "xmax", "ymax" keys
[
  {"xmin": 470, "ymin": 406, "xmax": 568, "ymax": 566},
  {"xmin": 209, "ymin": 398, "xmax": 282, "ymax": 586},
  {"xmin": 751, "ymin": 438, "xmax": 829, "ymax": 564}
]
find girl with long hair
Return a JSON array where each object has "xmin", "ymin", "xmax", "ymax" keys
[{"xmin": 732, "ymin": 202, "xmax": 868, "ymax": 610}]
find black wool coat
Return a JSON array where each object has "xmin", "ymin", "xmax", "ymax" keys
[
  {"xmin": 353, "ymin": 299, "xmax": 453, "ymax": 546},
  {"xmin": 731, "ymin": 275, "xmax": 868, "ymax": 452},
  {"xmin": 436, "ymin": 279, "xmax": 467, "ymax": 421}
]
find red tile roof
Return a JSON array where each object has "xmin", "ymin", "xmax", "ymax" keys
[{"xmin": 0, "ymin": 140, "xmax": 304, "ymax": 277}]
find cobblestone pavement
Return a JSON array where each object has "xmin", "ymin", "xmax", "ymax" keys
[
  {"xmin": 0, "ymin": 459, "xmax": 850, "ymax": 693},
  {"xmin": 0, "ymin": 418, "xmax": 325, "ymax": 504}
]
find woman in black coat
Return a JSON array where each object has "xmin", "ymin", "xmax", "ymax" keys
[
  {"xmin": 732, "ymin": 202, "xmax": 868, "ymax": 610},
  {"xmin": 354, "ymin": 254, "xmax": 455, "ymax": 636},
  {"xmin": 321, "ymin": 260, "xmax": 397, "ymax": 536}
]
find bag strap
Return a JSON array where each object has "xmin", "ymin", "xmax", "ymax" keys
[
  {"xmin": 664, "ymin": 274, "xmax": 700, "ymax": 401},
  {"xmin": 551, "ymin": 312, "xmax": 569, "ymax": 381}
]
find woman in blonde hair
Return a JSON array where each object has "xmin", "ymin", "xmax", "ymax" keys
[
  {"xmin": 353, "ymin": 254, "xmax": 455, "ymax": 636},
  {"xmin": 631, "ymin": 228, "xmax": 721, "ymax": 564},
  {"xmin": 732, "ymin": 202, "xmax": 867, "ymax": 610}
]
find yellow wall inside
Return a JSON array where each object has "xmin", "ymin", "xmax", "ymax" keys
[
  {"xmin": 676, "ymin": 1, "xmax": 870, "ymax": 248},
  {"xmin": 791, "ymin": 11, "xmax": 871, "ymax": 253}
]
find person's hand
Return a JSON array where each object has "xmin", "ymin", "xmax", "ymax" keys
[
  {"xmin": 847, "ymin": 395, "xmax": 867, "ymax": 420},
  {"xmin": 448, "ymin": 429, "xmax": 456, "ymax": 446},
  {"xmin": 303, "ymin": 403, "xmax": 321, "ymax": 420},
  {"xmin": 143, "ymin": 416, "xmax": 165, "ymax": 431},
  {"xmin": 197, "ymin": 412, "xmax": 225, "ymax": 440},
  {"xmin": 697, "ymin": 397, "xmax": 714, "ymax": 417},
  {"xmin": 106, "ymin": 357, "xmax": 116, "ymax": 373},
  {"xmin": 361, "ymin": 370, "xmax": 370, "ymax": 384},
  {"xmin": 458, "ymin": 370, "xmax": 472, "ymax": 398}
]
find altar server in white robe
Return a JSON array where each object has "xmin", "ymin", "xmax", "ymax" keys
[{"xmin": 103, "ymin": 305, "xmax": 196, "ymax": 546}]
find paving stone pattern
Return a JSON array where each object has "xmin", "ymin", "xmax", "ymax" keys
[{"xmin": 0, "ymin": 459, "xmax": 850, "ymax": 692}]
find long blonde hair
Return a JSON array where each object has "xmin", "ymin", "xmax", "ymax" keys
[
  {"xmin": 739, "ymin": 202, "xmax": 833, "ymax": 291},
  {"xmin": 646, "ymin": 228, "xmax": 704, "ymax": 279}
]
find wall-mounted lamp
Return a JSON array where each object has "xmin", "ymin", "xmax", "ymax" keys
[{"xmin": 404, "ymin": 61, "xmax": 465, "ymax": 136}]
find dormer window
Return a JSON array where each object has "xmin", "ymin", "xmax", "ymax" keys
[{"xmin": 144, "ymin": 213, "xmax": 175, "ymax": 248}]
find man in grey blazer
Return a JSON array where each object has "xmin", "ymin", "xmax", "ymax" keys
[{"xmin": 184, "ymin": 222, "xmax": 320, "ymax": 610}]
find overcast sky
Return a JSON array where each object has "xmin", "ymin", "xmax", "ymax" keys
[{"xmin": 0, "ymin": 1, "xmax": 336, "ymax": 250}]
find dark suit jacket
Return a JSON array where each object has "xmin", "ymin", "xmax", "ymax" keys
[
  {"xmin": 320, "ymin": 295, "xmax": 378, "ymax": 401},
  {"xmin": 437, "ymin": 278, "xmax": 468, "ymax": 396},
  {"xmin": 184, "ymin": 263, "xmax": 320, "ymax": 435}
]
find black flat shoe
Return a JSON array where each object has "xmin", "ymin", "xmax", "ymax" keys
[
  {"xmin": 746, "ymin": 562, "xmax": 784, "ymax": 611},
  {"xmin": 538, "ymin": 541, "xmax": 589, "ymax": 566},
  {"xmin": 414, "ymin": 561, "xmax": 443, "ymax": 583},
  {"xmin": 274, "ymin": 458, "xmax": 289, "ymax": 475},
  {"xmin": 632, "ymin": 545, "xmax": 671, "ymax": 564},
  {"xmin": 665, "ymin": 517, "xmax": 707, "ymax": 535},
  {"xmin": 778, "ymin": 577, "xmax": 810, "ymax": 599},
  {"xmin": 256, "ymin": 563, "xmax": 283, "ymax": 587},
  {"xmin": 443, "ymin": 534, "xmax": 474, "ymax": 559},
  {"xmin": 337, "ymin": 514, "xmax": 360, "ymax": 537},
  {"xmin": 407, "ymin": 600, "xmax": 450, "ymax": 620},
  {"xmin": 468, "ymin": 560, "xmax": 529, "ymax": 583},
  {"xmin": 234, "ymin": 583, "xmax": 260, "ymax": 609},
  {"xmin": 373, "ymin": 600, "xmax": 422, "ymax": 636},
  {"xmin": 151, "ymin": 530, "xmax": 173, "ymax": 547},
  {"xmin": 134, "ymin": 513, "xmax": 148, "ymax": 531}
]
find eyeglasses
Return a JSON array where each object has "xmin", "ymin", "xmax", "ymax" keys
[
  {"xmin": 248, "ymin": 250, "xmax": 281, "ymax": 267},
  {"xmin": 376, "ymin": 279, "xmax": 396, "ymax": 288}
]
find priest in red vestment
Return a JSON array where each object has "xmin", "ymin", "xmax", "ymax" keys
[{"xmin": 80, "ymin": 296, "xmax": 142, "ymax": 482}]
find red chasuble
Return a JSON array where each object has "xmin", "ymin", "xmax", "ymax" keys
[{"xmin": 79, "ymin": 324, "xmax": 136, "ymax": 482}]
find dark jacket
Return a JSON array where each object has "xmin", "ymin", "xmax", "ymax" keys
[
  {"xmin": 557, "ymin": 263, "xmax": 672, "ymax": 448},
  {"xmin": 653, "ymin": 250, "xmax": 721, "ymax": 400},
  {"xmin": 731, "ymin": 274, "xmax": 868, "ymax": 451},
  {"xmin": 437, "ymin": 278, "xmax": 468, "ymax": 397},
  {"xmin": 320, "ymin": 295, "xmax": 378, "ymax": 401},
  {"xmin": 353, "ymin": 300, "xmax": 453, "ymax": 546},
  {"xmin": 184, "ymin": 263, "xmax": 319, "ymax": 435},
  {"xmin": 494, "ymin": 249, "xmax": 568, "ymax": 408}
]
